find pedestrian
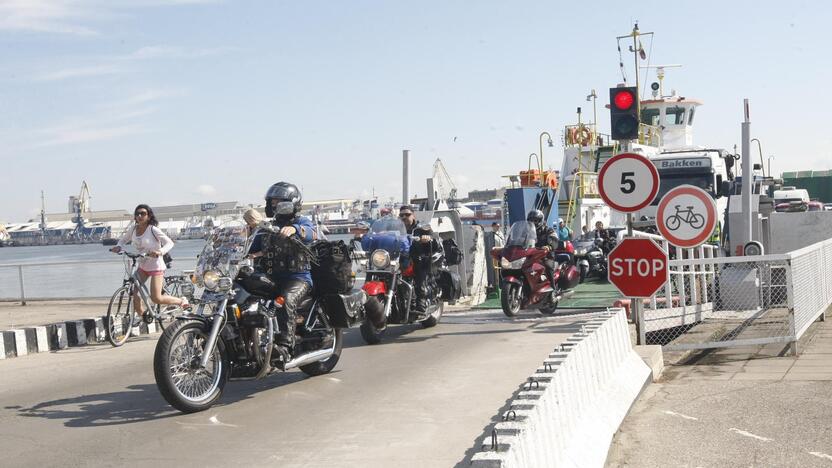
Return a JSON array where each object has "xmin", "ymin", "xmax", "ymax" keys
[
  {"xmin": 110, "ymin": 204, "xmax": 189, "ymax": 320},
  {"xmin": 491, "ymin": 222, "xmax": 505, "ymax": 247},
  {"xmin": 243, "ymin": 208, "xmax": 266, "ymax": 260},
  {"xmin": 556, "ymin": 218, "xmax": 572, "ymax": 241}
]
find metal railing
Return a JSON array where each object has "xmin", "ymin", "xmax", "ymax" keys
[
  {"xmin": 632, "ymin": 233, "xmax": 831, "ymax": 354},
  {"xmin": 0, "ymin": 257, "xmax": 198, "ymax": 303}
]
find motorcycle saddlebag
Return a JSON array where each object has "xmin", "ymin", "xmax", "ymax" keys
[
  {"xmin": 322, "ymin": 289, "xmax": 366, "ymax": 328},
  {"xmin": 310, "ymin": 240, "xmax": 355, "ymax": 295},
  {"xmin": 437, "ymin": 269, "xmax": 462, "ymax": 304},
  {"xmin": 557, "ymin": 265, "xmax": 580, "ymax": 290}
]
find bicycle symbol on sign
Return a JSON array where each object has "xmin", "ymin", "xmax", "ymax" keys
[{"xmin": 665, "ymin": 205, "xmax": 705, "ymax": 231}]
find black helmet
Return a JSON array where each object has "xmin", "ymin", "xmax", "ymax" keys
[
  {"xmin": 265, "ymin": 182, "xmax": 302, "ymax": 219},
  {"xmin": 527, "ymin": 209, "xmax": 544, "ymax": 226}
]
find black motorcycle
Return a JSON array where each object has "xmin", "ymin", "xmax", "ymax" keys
[
  {"xmin": 574, "ymin": 232, "xmax": 617, "ymax": 282},
  {"xmin": 359, "ymin": 218, "xmax": 457, "ymax": 344},
  {"xmin": 154, "ymin": 221, "xmax": 362, "ymax": 413}
]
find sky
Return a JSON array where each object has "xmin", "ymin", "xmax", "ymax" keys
[{"xmin": 1, "ymin": 0, "xmax": 830, "ymax": 222}]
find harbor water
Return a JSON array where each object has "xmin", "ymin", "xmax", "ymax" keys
[{"xmin": 0, "ymin": 235, "xmax": 354, "ymax": 300}]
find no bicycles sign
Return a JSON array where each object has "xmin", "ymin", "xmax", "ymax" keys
[{"xmin": 656, "ymin": 185, "xmax": 717, "ymax": 248}]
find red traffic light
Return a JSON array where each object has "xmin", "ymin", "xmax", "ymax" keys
[{"xmin": 613, "ymin": 89, "xmax": 635, "ymax": 110}]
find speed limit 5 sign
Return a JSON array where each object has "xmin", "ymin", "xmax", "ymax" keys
[{"xmin": 598, "ymin": 152, "xmax": 660, "ymax": 213}]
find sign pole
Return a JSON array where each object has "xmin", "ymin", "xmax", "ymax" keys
[{"xmin": 626, "ymin": 212, "xmax": 645, "ymax": 345}]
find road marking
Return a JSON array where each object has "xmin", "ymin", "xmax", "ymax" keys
[
  {"xmin": 176, "ymin": 415, "xmax": 239, "ymax": 428},
  {"xmin": 662, "ymin": 410, "xmax": 698, "ymax": 421},
  {"xmin": 809, "ymin": 452, "xmax": 832, "ymax": 461},
  {"xmin": 728, "ymin": 428, "xmax": 772, "ymax": 442},
  {"xmin": 326, "ymin": 377, "xmax": 342, "ymax": 383}
]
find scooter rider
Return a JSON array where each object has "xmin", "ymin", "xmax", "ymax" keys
[
  {"xmin": 260, "ymin": 182, "xmax": 317, "ymax": 350},
  {"xmin": 528, "ymin": 209, "xmax": 558, "ymax": 289},
  {"xmin": 399, "ymin": 205, "xmax": 443, "ymax": 312}
]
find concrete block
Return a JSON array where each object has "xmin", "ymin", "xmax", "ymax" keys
[
  {"xmin": 634, "ymin": 345, "xmax": 664, "ymax": 382},
  {"xmin": 470, "ymin": 453, "xmax": 505, "ymax": 468},
  {"xmin": 0, "ymin": 331, "xmax": 11, "ymax": 358},
  {"xmin": 46, "ymin": 323, "xmax": 68, "ymax": 350},
  {"xmin": 65, "ymin": 321, "xmax": 87, "ymax": 346},
  {"xmin": 9, "ymin": 329, "xmax": 27, "ymax": 357},
  {"xmin": 82, "ymin": 318, "xmax": 103, "ymax": 343},
  {"xmin": 25, "ymin": 326, "xmax": 49, "ymax": 353},
  {"xmin": 22, "ymin": 328, "xmax": 39, "ymax": 355}
]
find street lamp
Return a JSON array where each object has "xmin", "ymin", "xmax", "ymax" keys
[
  {"xmin": 538, "ymin": 132, "xmax": 554, "ymax": 174},
  {"xmin": 750, "ymin": 138, "xmax": 766, "ymax": 177},
  {"xmin": 586, "ymin": 89, "xmax": 598, "ymax": 138}
]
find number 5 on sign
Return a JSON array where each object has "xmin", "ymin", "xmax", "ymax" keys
[{"xmin": 598, "ymin": 153, "xmax": 661, "ymax": 213}]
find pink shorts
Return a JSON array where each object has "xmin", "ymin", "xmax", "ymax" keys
[{"xmin": 139, "ymin": 268, "xmax": 164, "ymax": 277}]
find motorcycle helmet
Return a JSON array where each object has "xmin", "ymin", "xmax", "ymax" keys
[
  {"xmin": 527, "ymin": 209, "xmax": 545, "ymax": 227},
  {"xmin": 265, "ymin": 182, "xmax": 303, "ymax": 219}
]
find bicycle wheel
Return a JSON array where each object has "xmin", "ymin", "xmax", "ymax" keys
[
  {"xmin": 690, "ymin": 213, "xmax": 705, "ymax": 229},
  {"xmin": 107, "ymin": 286, "xmax": 135, "ymax": 347},
  {"xmin": 666, "ymin": 215, "xmax": 681, "ymax": 231}
]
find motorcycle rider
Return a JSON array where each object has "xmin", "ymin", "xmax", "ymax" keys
[
  {"xmin": 593, "ymin": 220, "xmax": 614, "ymax": 253},
  {"xmin": 528, "ymin": 210, "xmax": 558, "ymax": 290},
  {"xmin": 260, "ymin": 182, "xmax": 317, "ymax": 351},
  {"xmin": 399, "ymin": 205, "xmax": 443, "ymax": 312}
]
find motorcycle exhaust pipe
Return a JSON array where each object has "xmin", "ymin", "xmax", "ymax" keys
[{"xmin": 283, "ymin": 339, "xmax": 336, "ymax": 371}]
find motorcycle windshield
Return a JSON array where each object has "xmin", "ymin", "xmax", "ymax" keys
[
  {"xmin": 361, "ymin": 231, "xmax": 410, "ymax": 259},
  {"xmin": 195, "ymin": 220, "xmax": 248, "ymax": 281},
  {"xmin": 505, "ymin": 221, "xmax": 537, "ymax": 249},
  {"xmin": 370, "ymin": 217, "xmax": 407, "ymax": 235}
]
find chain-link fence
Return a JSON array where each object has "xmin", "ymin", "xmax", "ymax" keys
[{"xmin": 630, "ymin": 233, "xmax": 832, "ymax": 353}]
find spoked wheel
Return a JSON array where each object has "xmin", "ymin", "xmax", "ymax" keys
[
  {"xmin": 501, "ymin": 283, "xmax": 522, "ymax": 317},
  {"xmin": 154, "ymin": 320, "xmax": 228, "ymax": 413},
  {"xmin": 421, "ymin": 301, "xmax": 444, "ymax": 328},
  {"xmin": 106, "ymin": 286, "xmax": 135, "ymax": 347}
]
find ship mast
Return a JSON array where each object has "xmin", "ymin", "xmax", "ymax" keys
[{"xmin": 617, "ymin": 23, "xmax": 653, "ymax": 124}]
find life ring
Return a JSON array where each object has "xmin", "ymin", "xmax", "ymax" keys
[{"xmin": 577, "ymin": 126, "xmax": 593, "ymax": 146}]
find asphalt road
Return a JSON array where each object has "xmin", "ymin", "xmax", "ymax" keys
[{"xmin": 0, "ymin": 309, "xmax": 586, "ymax": 468}]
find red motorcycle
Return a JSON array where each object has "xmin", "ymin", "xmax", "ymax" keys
[{"xmin": 491, "ymin": 221, "xmax": 579, "ymax": 317}]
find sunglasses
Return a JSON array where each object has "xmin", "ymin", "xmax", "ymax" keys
[
  {"xmin": 399, "ymin": 213, "xmax": 413, "ymax": 218},
  {"xmin": 135, "ymin": 211, "xmax": 148, "ymax": 217}
]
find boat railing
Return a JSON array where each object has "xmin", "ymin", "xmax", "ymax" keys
[
  {"xmin": 564, "ymin": 171, "xmax": 601, "ymax": 226},
  {"xmin": 562, "ymin": 124, "xmax": 611, "ymax": 148},
  {"xmin": 638, "ymin": 123, "xmax": 662, "ymax": 146}
]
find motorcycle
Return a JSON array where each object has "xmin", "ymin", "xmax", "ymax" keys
[
  {"xmin": 491, "ymin": 221, "xmax": 579, "ymax": 317},
  {"xmin": 573, "ymin": 233, "xmax": 608, "ymax": 282},
  {"xmin": 153, "ymin": 220, "xmax": 362, "ymax": 413},
  {"xmin": 359, "ymin": 217, "xmax": 447, "ymax": 344}
]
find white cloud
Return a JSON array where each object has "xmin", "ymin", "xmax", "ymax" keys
[
  {"xmin": 195, "ymin": 184, "xmax": 216, "ymax": 196},
  {"xmin": 0, "ymin": 0, "xmax": 221, "ymax": 36},
  {"xmin": 128, "ymin": 45, "xmax": 237, "ymax": 60},
  {"xmin": 32, "ymin": 122, "xmax": 148, "ymax": 147},
  {"xmin": 35, "ymin": 64, "xmax": 122, "ymax": 81}
]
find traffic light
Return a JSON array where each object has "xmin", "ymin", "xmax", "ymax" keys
[{"xmin": 609, "ymin": 87, "xmax": 639, "ymax": 140}]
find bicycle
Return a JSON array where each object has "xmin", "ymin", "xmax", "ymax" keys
[
  {"xmin": 106, "ymin": 252, "xmax": 189, "ymax": 347},
  {"xmin": 665, "ymin": 205, "xmax": 705, "ymax": 231}
]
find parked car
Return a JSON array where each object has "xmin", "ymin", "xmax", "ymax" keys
[
  {"xmin": 824, "ymin": 203, "xmax": 832, "ymax": 211},
  {"xmin": 775, "ymin": 200, "xmax": 808, "ymax": 212},
  {"xmin": 808, "ymin": 201, "xmax": 824, "ymax": 212}
]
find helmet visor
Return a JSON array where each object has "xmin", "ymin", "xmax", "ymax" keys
[{"xmin": 271, "ymin": 200, "xmax": 295, "ymax": 216}]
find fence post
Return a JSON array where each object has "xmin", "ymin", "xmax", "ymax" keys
[
  {"xmin": 18, "ymin": 265, "xmax": 27, "ymax": 306},
  {"xmin": 785, "ymin": 260, "xmax": 797, "ymax": 356}
]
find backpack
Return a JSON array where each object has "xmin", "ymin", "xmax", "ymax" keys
[
  {"xmin": 310, "ymin": 240, "xmax": 355, "ymax": 294},
  {"xmin": 148, "ymin": 226, "xmax": 174, "ymax": 268},
  {"xmin": 442, "ymin": 237, "xmax": 463, "ymax": 266}
]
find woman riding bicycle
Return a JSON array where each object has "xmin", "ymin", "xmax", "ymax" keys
[{"xmin": 110, "ymin": 204, "xmax": 189, "ymax": 319}]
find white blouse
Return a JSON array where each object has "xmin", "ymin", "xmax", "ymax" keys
[{"xmin": 117, "ymin": 224, "xmax": 174, "ymax": 272}]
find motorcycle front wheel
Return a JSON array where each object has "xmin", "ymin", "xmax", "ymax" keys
[
  {"xmin": 360, "ymin": 296, "xmax": 387, "ymax": 344},
  {"xmin": 154, "ymin": 319, "xmax": 229, "ymax": 413},
  {"xmin": 501, "ymin": 283, "xmax": 521, "ymax": 317}
]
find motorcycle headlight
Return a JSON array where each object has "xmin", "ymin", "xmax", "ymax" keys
[
  {"xmin": 370, "ymin": 250, "xmax": 391, "ymax": 269},
  {"xmin": 500, "ymin": 257, "xmax": 525, "ymax": 269},
  {"xmin": 202, "ymin": 270, "xmax": 221, "ymax": 290},
  {"xmin": 217, "ymin": 277, "xmax": 233, "ymax": 291}
]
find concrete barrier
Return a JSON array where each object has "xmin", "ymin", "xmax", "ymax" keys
[
  {"xmin": 0, "ymin": 314, "xmax": 166, "ymax": 360},
  {"xmin": 468, "ymin": 309, "xmax": 651, "ymax": 468}
]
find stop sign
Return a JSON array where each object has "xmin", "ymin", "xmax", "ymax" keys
[{"xmin": 608, "ymin": 238, "xmax": 669, "ymax": 298}]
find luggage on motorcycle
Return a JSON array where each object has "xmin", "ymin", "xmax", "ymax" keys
[
  {"xmin": 322, "ymin": 289, "xmax": 366, "ymax": 328},
  {"xmin": 557, "ymin": 265, "xmax": 580, "ymax": 290},
  {"xmin": 437, "ymin": 269, "xmax": 461, "ymax": 304},
  {"xmin": 442, "ymin": 238, "xmax": 463, "ymax": 266},
  {"xmin": 310, "ymin": 240, "xmax": 355, "ymax": 294}
]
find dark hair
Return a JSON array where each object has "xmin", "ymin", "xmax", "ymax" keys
[
  {"xmin": 491, "ymin": 222, "xmax": 500, "ymax": 227},
  {"xmin": 133, "ymin": 204, "xmax": 159, "ymax": 226},
  {"xmin": 399, "ymin": 204, "xmax": 413, "ymax": 213}
]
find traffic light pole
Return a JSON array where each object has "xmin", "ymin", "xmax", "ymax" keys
[{"xmin": 619, "ymin": 139, "xmax": 646, "ymax": 346}]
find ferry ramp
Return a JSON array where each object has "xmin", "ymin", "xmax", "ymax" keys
[{"xmin": 474, "ymin": 278, "xmax": 622, "ymax": 311}]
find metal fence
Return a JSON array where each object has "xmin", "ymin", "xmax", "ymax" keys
[
  {"xmin": 632, "ymin": 234, "xmax": 831, "ymax": 354},
  {"xmin": 0, "ymin": 257, "xmax": 199, "ymax": 302}
]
